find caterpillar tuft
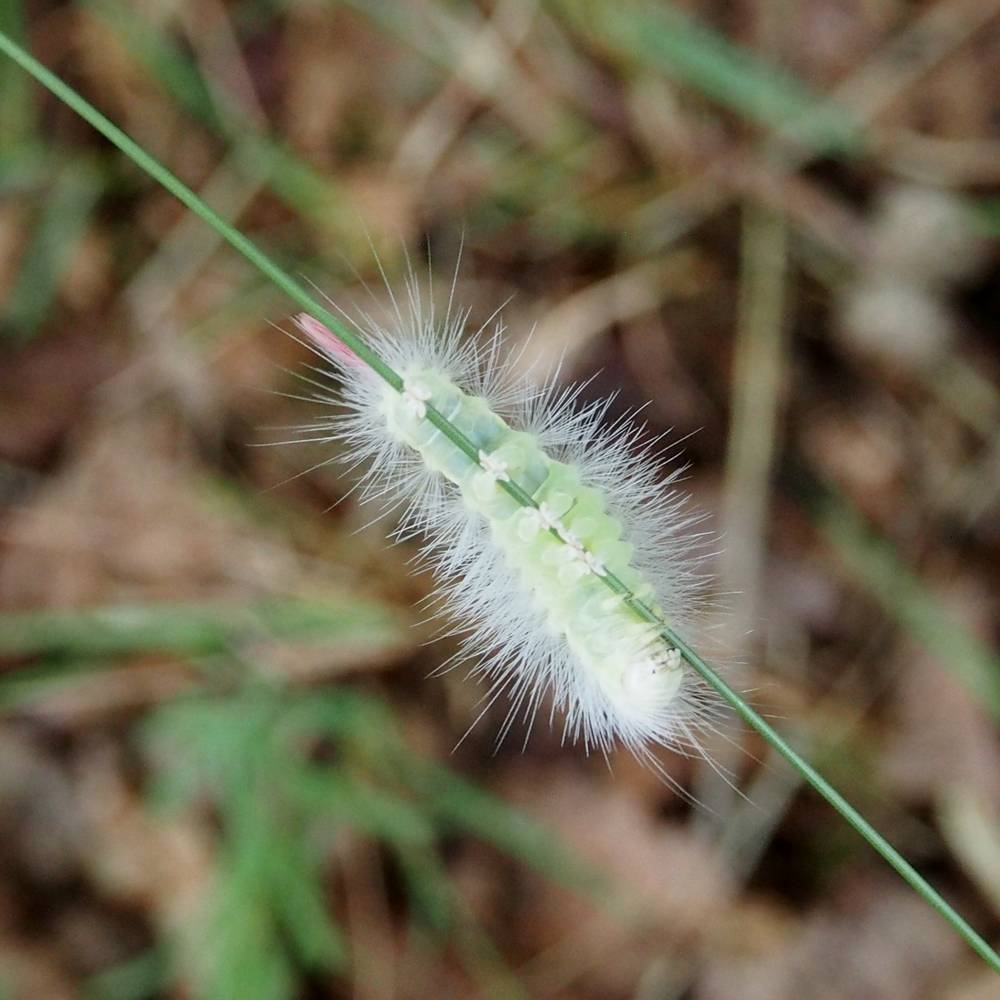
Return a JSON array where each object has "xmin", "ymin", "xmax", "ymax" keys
[{"xmin": 291, "ymin": 280, "xmax": 719, "ymax": 766}]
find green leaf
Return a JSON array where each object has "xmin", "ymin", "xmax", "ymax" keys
[
  {"xmin": 0, "ymin": 145, "xmax": 58, "ymax": 195},
  {"xmin": 804, "ymin": 476, "xmax": 1000, "ymax": 720},
  {"xmin": 0, "ymin": 596, "xmax": 403, "ymax": 658},
  {"xmin": 81, "ymin": 0, "xmax": 221, "ymax": 129},
  {"xmin": 85, "ymin": 949, "xmax": 168, "ymax": 1000},
  {"xmin": 415, "ymin": 761, "xmax": 605, "ymax": 897},
  {"xmin": 200, "ymin": 875, "xmax": 294, "ymax": 1000},
  {"xmin": 266, "ymin": 834, "xmax": 347, "ymax": 973},
  {"xmin": 81, "ymin": 0, "xmax": 351, "ymax": 232},
  {"xmin": 0, "ymin": 0, "xmax": 34, "ymax": 145},
  {"xmin": 1, "ymin": 160, "xmax": 104, "ymax": 342},
  {"xmin": 560, "ymin": 1, "xmax": 861, "ymax": 156}
]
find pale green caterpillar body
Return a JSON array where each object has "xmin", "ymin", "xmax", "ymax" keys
[
  {"xmin": 294, "ymin": 290, "xmax": 713, "ymax": 761},
  {"xmin": 383, "ymin": 366, "xmax": 686, "ymax": 731}
]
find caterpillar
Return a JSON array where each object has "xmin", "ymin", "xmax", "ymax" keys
[{"xmin": 292, "ymin": 282, "xmax": 715, "ymax": 765}]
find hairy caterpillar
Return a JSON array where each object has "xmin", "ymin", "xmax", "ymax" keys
[{"xmin": 292, "ymin": 282, "xmax": 715, "ymax": 765}]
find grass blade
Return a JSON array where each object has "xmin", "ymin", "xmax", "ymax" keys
[
  {"xmin": 2, "ymin": 160, "xmax": 104, "ymax": 341},
  {"xmin": 0, "ymin": 597, "xmax": 403, "ymax": 659}
]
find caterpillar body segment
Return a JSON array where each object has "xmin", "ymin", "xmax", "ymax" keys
[{"xmin": 381, "ymin": 365, "xmax": 687, "ymax": 738}]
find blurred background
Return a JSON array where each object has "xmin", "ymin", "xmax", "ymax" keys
[{"xmin": 2, "ymin": 0, "xmax": 1000, "ymax": 997}]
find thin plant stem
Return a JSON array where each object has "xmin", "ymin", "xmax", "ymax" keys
[
  {"xmin": 2, "ymin": 28, "xmax": 998, "ymax": 976},
  {"xmin": 697, "ymin": 200, "xmax": 789, "ymax": 833},
  {"xmin": 664, "ymin": 628, "xmax": 1000, "ymax": 973}
]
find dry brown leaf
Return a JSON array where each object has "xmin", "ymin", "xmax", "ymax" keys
[
  {"xmin": 505, "ymin": 765, "xmax": 732, "ymax": 997},
  {"xmin": 883, "ymin": 639, "xmax": 1000, "ymax": 807},
  {"xmin": 1, "ymin": 415, "xmax": 309, "ymax": 608},
  {"xmin": 73, "ymin": 736, "xmax": 212, "ymax": 939},
  {"xmin": 697, "ymin": 879, "xmax": 962, "ymax": 1000}
]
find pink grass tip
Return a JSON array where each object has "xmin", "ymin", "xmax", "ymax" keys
[{"xmin": 294, "ymin": 313, "xmax": 363, "ymax": 367}]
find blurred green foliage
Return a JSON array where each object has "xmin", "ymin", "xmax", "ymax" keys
[
  {"xmin": 0, "ymin": 0, "xmax": 880, "ymax": 343},
  {"xmin": 806, "ymin": 478, "xmax": 1000, "ymax": 721},
  {"xmin": 0, "ymin": 591, "xmax": 599, "ymax": 1000},
  {"xmin": 0, "ymin": 597, "xmax": 401, "ymax": 660},
  {"xmin": 138, "ymin": 683, "xmax": 597, "ymax": 1000},
  {"xmin": 566, "ymin": 1, "xmax": 862, "ymax": 155}
]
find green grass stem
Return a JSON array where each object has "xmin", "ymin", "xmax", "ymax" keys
[{"xmin": 2, "ymin": 28, "xmax": 998, "ymax": 977}]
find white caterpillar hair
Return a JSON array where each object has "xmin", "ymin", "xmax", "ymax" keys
[{"xmin": 288, "ymin": 266, "xmax": 721, "ymax": 770}]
